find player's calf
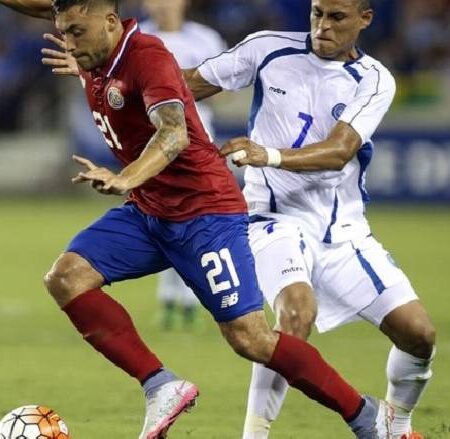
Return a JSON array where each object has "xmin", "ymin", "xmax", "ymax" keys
[
  {"xmin": 44, "ymin": 252, "xmax": 104, "ymax": 307},
  {"xmin": 381, "ymin": 300, "xmax": 435, "ymax": 359}
]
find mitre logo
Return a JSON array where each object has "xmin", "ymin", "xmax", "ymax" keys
[{"xmin": 107, "ymin": 86, "xmax": 125, "ymax": 110}]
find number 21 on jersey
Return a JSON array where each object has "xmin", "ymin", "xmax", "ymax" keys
[
  {"xmin": 201, "ymin": 248, "xmax": 241, "ymax": 294},
  {"xmin": 93, "ymin": 111, "xmax": 123, "ymax": 150}
]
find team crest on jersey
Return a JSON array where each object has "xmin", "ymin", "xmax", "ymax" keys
[
  {"xmin": 332, "ymin": 103, "xmax": 347, "ymax": 120},
  {"xmin": 107, "ymin": 86, "xmax": 125, "ymax": 110}
]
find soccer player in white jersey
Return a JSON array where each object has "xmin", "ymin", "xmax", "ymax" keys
[
  {"xmin": 184, "ymin": 1, "xmax": 436, "ymax": 438},
  {"xmin": 140, "ymin": 0, "xmax": 227, "ymax": 329}
]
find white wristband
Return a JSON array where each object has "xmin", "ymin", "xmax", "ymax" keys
[{"xmin": 266, "ymin": 148, "xmax": 282, "ymax": 167}]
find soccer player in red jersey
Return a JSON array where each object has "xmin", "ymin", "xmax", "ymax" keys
[{"xmin": 2, "ymin": 0, "xmax": 395, "ymax": 437}]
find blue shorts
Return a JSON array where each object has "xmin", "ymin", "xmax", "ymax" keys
[{"xmin": 67, "ymin": 203, "xmax": 264, "ymax": 322}]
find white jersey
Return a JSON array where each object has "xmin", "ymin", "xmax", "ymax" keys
[
  {"xmin": 139, "ymin": 20, "xmax": 227, "ymax": 135},
  {"xmin": 199, "ymin": 31, "xmax": 396, "ymax": 243}
]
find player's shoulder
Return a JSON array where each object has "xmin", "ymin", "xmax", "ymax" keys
[
  {"xmin": 228, "ymin": 30, "xmax": 311, "ymax": 63},
  {"xmin": 351, "ymin": 52, "xmax": 396, "ymax": 87},
  {"xmin": 241, "ymin": 30, "xmax": 310, "ymax": 50},
  {"xmin": 129, "ymin": 30, "xmax": 170, "ymax": 57}
]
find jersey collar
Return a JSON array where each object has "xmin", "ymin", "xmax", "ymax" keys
[{"xmin": 100, "ymin": 18, "xmax": 139, "ymax": 78}]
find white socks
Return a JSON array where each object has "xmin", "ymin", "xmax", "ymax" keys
[
  {"xmin": 243, "ymin": 345, "xmax": 435, "ymax": 439},
  {"xmin": 386, "ymin": 345, "xmax": 435, "ymax": 436},
  {"xmin": 242, "ymin": 362, "xmax": 289, "ymax": 439}
]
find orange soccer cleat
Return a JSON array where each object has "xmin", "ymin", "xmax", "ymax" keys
[{"xmin": 400, "ymin": 432, "xmax": 424, "ymax": 439}]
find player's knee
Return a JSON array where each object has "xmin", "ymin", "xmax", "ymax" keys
[
  {"xmin": 226, "ymin": 331, "xmax": 255, "ymax": 359},
  {"xmin": 398, "ymin": 318, "xmax": 436, "ymax": 359},
  {"xmin": 276, "ymin": 307, "xmax": 315, "ymax": 340},
  {"xmin": 44, "ymin": 253, "xmax": 101, "ymax": 307},
  {"xmin": 44, "ymin": 256, "xmax": 77, "ymax": 302},
  {"xmin": 220, "ymin": 313, "xmax": 277, "ymax": 363},
  {"xmin": 274, "ymin": 283, "xmax": 317, "ymax": 340}
]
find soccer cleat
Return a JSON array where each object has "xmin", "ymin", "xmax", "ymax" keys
[
  {"xmin": 138, "ymin": 379, "xmax": 199, "ymax": 439},
  {"xmin": 373, "ymin": 399, "xmax": 395, "ymax": 439},
  {"xmin": 351, "ymin": 397, "xmax": 395, "ymax": 438},
  {"xmin": 399, "ymin": 433, "xmax": 424, "ymax": 439}
]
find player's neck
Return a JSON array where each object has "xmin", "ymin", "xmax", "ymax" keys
[
  {"xmin": 315, "ymin": 46, "xmax": 361, "ymax": 63},
  {"xmin": 108, "ymin": 20, "xmax": 125, "ymax": 57}
]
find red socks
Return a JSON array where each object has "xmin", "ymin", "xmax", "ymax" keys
[
  {"xmin": 267, "ymin": 332, "xmax": 363, "ymax": 421},
  {"xmin": 63, "ymin": 289, "xmax": 162, "ymax": 382}
]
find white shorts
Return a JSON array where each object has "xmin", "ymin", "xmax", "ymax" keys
[
  {"xmin": 248, "ymin": 215, "xmax": 313, "ymax": 310},
  {"xmin": 248, "ymin": 214, "xmax": 418, "ymax": 332},
  {"xmin": 310, "ymin": 234, "xmax": 418, "ymax": 332}
]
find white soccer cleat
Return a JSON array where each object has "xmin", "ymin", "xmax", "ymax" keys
[
  {"xmin": 138, "ymin": 379, "xmax": 199, "ymax": 439},
  {"xmin": 373, "ymin": 400, "xmax": 395, "ymax": 438},
  {"xmin": 352, "ymin": 397, "xmax": 395, "ymax": 438}
]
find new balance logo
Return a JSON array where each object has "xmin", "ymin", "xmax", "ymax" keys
[
  {"xmin": 221, "ymin": 292, "xmax": 239, "ymax": 309},
  {"xmin": 269, "ymin": 86, "xmax": 287, "ymax": 95}
]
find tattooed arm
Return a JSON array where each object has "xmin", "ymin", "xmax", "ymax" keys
[
  {"xmin": 183, "ymin": 68, "xmax": 222, "ymax": 101},
  {"xmin": 118, "ymin": 102, "xmax": 189, "ymax": 189}
]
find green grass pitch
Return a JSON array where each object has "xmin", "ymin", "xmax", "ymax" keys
[{"xmin": 0, "ymin": 198, "xmax": 449, "ymax": 438}]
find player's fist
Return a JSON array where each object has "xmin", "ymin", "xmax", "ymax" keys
[{"xmin": 221, "ymin": 136, "xmax": 268, "ymax": 167}]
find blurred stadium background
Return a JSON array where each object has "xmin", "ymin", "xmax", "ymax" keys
[{"xmin": 1, "ymin": 1, "xmax": 449, "ymax": 438}]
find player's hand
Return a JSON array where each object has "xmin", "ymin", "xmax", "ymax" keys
[
  {"xmin": 220, "ymin": 136, "xmax": 268, "ymax": 167},
  {"xmin": 41, "ymin": 33, "xmax": 79, "ymax": 76},
  {"xmin": 71, "ymin": 155, "xmax": 130, "ymax": 195}
]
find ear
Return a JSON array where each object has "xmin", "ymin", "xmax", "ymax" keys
[
  {"xmin": 105, "ymin": 13, "xmax": 119, "ymax": 32},
  {"xmin": 360, "ymin": 9, "xmax": 373, "ymax": 30}
]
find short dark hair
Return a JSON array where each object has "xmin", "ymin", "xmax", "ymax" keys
[
  {"xmin": 52, "ymin": 0, "xmax": 119, "ymax": 15},
  {"xmin": 357, "ymin": 0, "xmax": 371, "ymax": 11}
]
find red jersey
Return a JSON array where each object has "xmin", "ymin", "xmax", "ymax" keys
[{"xmin": 79, "ymin": 19, "xmax": 246, "ymax": 221}]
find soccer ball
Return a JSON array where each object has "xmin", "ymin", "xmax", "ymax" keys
[{"xmin": 0, "ymin": 405, "xmax": 70, "ymax": 439}]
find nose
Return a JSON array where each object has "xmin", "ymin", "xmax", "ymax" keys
[
  {"xmin": 65, "ymin": 35, "xmax": 76, "ymax": 53},
  {"xmin": 316, "ymin": 16, "xmax": 331, "ymax": 33}
]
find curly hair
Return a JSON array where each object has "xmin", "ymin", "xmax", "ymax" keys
[{"xmin": 52, "ymin": 0, "xmax": 119, "ymax": 15}]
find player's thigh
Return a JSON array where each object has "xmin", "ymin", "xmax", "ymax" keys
[
  {"xmin": 249, "ymin": 218, "xmax": 313, "ymax": 311},
  {"xmin": 67, "ymin": 203, "xmax": 171, "ymax": 285},
  {"xmin": 359, "ymin": 281, "xmax": 419, "ymax": 328},
  {"xmin": 313, "ymin": 235, "xmax": 411, "ymax": 331},
  {"xmin": 162, "ymin": 214, "xmax": 264, "ymax": 322}
]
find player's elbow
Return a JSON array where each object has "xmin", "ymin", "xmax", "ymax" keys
[
  {"xmin": 177, "ymin": 129, "xmax": 190, "ymax": 151},
  {"xmin": 331, "ymin": 145, "xmax": 357, "ymax": 170},
  {"xmin": 330, "ymin": 154, "xmax": 349, "ymax": 171}
]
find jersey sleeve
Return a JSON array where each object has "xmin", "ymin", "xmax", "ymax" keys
[
  {"xmin": 339, "ymin": 65, "xmax": 396, "ymax": 144},
  {"xmin": 198, "ymin": 33, "xmax": 262, "ymax": 91},
  {"xmin": 133, "ymin": 46, "xmax": 186, "ymax": 114}
]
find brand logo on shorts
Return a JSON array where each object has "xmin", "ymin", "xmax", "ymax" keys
[
  {"xmin": 107, "ymin": 86, "xmax": 125, "ymax": 110},
  {"xmin": 331, "ymin": 103, "xmax": 347, "ymax": 120},
  {"xmin": 281, "ymin": 266, "xmax": 303, "ymax": 275},
  {"xmin": 269, "ymin": 86, "xmax": 287, "ymax": 95},
  {"xmin": 221, "ymin": 292, "xmax": 239, "ymax": 308}
]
